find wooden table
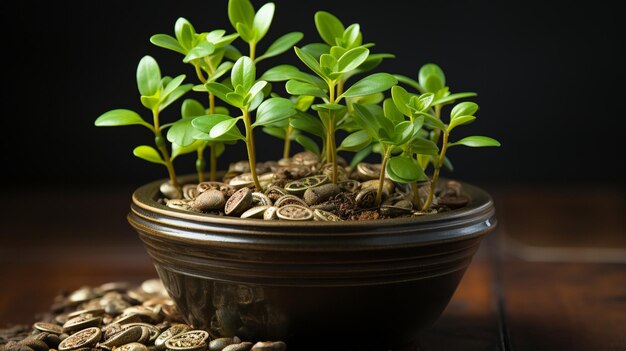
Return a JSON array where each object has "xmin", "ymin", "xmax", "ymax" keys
[{"xmin": 1, "ymin": 185, "xmax": 624, "ymax": 350}]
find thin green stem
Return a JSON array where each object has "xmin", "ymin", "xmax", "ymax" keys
[
  {"xmin": 242, "ymin": 109, "xmax": 262, "ymax": 190},
  {"xmin": 249, "ymin": 42, "xmax": 257, "ymax": 62},
  {"xmin": 194, "ymin": 63, "xmax": 208, "ymax": 84},
  {"xmin": 376, "ymin": 146, "xmax": 393, "ymax": 206},
  {"xmin": 337, "ymin": 79, "xmax": 345, "ymax": 98},
  {"xmin": 422, "ymin": 129, "xmax": 449, "ymax": 211},
  {"xmin": 152, "ymin": 109, "xmax": 178, "ymax": 188},
  {"xmin": 327, "ymin": 80, "xmax": 338, "ymax": 183},
  {"xmin": 283, "ymin": 123, "xmax": 292, "ymax": 159}
]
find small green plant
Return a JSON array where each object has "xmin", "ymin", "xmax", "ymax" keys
[{"xmin": 96, "ymin": 0, "xmax": 500, "ymax": 214}]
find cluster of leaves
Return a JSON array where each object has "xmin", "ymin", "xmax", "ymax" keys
[{"xmin": 96, "ymin": 0, "xmax": 500, "ymax": 210}]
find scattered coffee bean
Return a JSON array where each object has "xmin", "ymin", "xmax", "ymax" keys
[
  {"xmin": 191, "ymin": 190, "xmax": 225, "ymax": 211},
  {"xmin": 164, "ymin": 331, "xmax": 209, "ymax": 351},
  {"xmin": 154, "ymin": 325, "xmax": 190, "ymax": 350},
  {"xmin": 276, "ymin": 205, "xmax": 313, "ymax": 221},
  {"xmin": 116, "ymin": 342, "xmax": 148, "ymax": 351},
  {"xmin": 303, "ymin": 183, "xmax": 340, "ymax": 206},
  {"xmin": 100, "ymin": 326, "xmax": 142, "ymax": 347},
  {"xmin": 33, "ymin": 323, "xmax": 63, "ymax": 335},
  {"xmin": 208, "ymin": 337, "xmax": 235, "ymax": 351},
  {"xmin": 250, "ymin": 341, "xmax": 286, "ymax": 351},
  {"xmin": 222, "ymin": 342, "xmax": 253, "ymax": 351},
  {"xmin": 18, "ymin": 339, "xmax": 48, "ymax": 351},
  {"xmin": 240, "ymin": 206, "xmax": 269, "ymax": 219},
  {"xmin": 224, "ymin": 188, "xmax": 254, "ymax": 216},
  {"xmin": 58, "ymin": 327, "xmax": 101, "ymax": 351}
]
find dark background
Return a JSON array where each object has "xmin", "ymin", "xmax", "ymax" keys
[{"xmin": 1, "ymin": 0, "xmax": 623, "ymax": 187}]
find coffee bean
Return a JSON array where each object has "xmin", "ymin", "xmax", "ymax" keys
[
  {"xmin": 62, "ymin": 316, "xmax": 102, "ymax": 334},
  {"xmin": 224, "ymin": 188, "xmax": 254, "ymax": 216},
  {"xmin": 303, "ymin": 183, "xmax": 340, "ymax": 205},
  {"xmin": 100, "ymin": 326, "xmax": 142, "ymax": 348},
  {"xmin": 66, "ymin": 309, "xmax": 105, "ymax": 320},
  {"xmin": 240, "ymin": 206, "xmax": 269, "ymax": 219},
  {"xmin": 182, "ymin": 184, "xmax": 199, "ymax": 200},
  {"xmin": 191, "ymin": 190, "xmax": 225, "ymax": 211},
  {"xmin": 207, "ymin": 337, "xmax": 234, "ymax": 351},
  {"xmin": 33, "ymin": 323, "xmax": 63, "ymax": 335},
  {"xmin": 164, "ymin": 331, "xmax": 209, "ymax": 351},
  {"xmin": 251, "ymin": 192, "xmax": 272, "ymax": 207},
  {"xmin": 154, "ymin": 325, "xmax": 191, "ymax": 350},
  {"xmin": 18, "ymin": 339, "xmax": 48, "ymax": 351},
  {"xmin": 58, "ymin": 327, "xmax": 101, "ymax": 351},
  {"xmin": 122, "ymin": 324, "xmax": 159, "ymax": 344},
  {"xmin": 273, "ymin": 195, "xmax": 307, "ymax": 208},
  {"xmin": 160, "ymin": 182, "xmax": 182, "ymax": 200},
  {"xmin": 250, "ymin": 341, "xmax": 286, "ymax": 351},
  {"xmin": 262, "ymin": 206, "xmax": 278, "ymax": 220},
  {"xmin": 222, "ymin": 343, "xmax": 253, "ymax": 351},
  {"xmin": 276, "ymin": 205, "xmax": 313, "ymax": 221},
  {"xmin": 313, "ymin": 208, "xmax": 342, "ymax": 222},
  {"xmin": 5, "ymin": 343, "xmax": 33, "ymax": 351},
  {"xmin": 116, "ymin": 343, "xmax": 148, "ymax": 351},
  {"xmin": 356, "ymin": 162, "xmax": 380, "ymax": 180}
]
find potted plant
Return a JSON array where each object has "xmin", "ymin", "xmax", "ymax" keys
[{"xmin": 95, "ymin": 1, "xmax": 500, "ymax": 350}]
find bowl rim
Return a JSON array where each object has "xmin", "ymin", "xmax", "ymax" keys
[{"xmin": 131, "ymin": 175, "xmax": 495, "ymax": 230}]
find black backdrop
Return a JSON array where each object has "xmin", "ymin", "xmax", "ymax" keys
[{"xmin": 1, "ymin": 0, "xmax": 623, "ymax": 186}]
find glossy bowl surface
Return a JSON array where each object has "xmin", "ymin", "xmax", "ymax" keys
[{"xmin": 128, "ymin": 177, "xmax": 496, "ymax": 350}]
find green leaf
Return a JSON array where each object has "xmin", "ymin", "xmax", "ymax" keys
[
  {"xmin": 205, "ymin": 82, "xmax": 234, "ymax": 103},
  {"xmin": 294, "ymin": 46, "xmax": 326, "ymax": 79},
  {"xmin": 95, "ymin": 109, "xmax": 151, "ymax": 129},
  {"xmin": 236, "ymin": 22, "xmax": 255, "ymax": 43},
  {"xmin": 342, "ymin": 23, "xmax": 361, "ymax": 48},
  {"xmin": 256, "ymin": 32, "xmax": 303, "ymax": 62},
  {"xmin": 210, "ymin": 117, "xmax": 241, "ymax": 139},
  {"xmin": 225, "ymin": 92, "xmax": 245, "ymax": 108},
  {"xmin": 419, "ymin": 63, "xmax": 446, "ymax": 93},
  {"xmin": 447, "ymin": 115, "xmax": 476, "ymax": 131},
  {"xmin": 393, "ymin": 74, "xmax": 424, "ymax": 93},
  {"xmin": 224, "ymin": 44, "xmax": 243, "ymax": 61},
  {"xmin": 209, "ymin": 32, "xmax": 240, "ymax": 48},
  {"xmin": 290, "ymin": 112, "xmax": 325, "ymax": 138},
  {"xmin": 383, "ymin": 98, "xmax": 404, "ymax": 124},
  {"xmin": 261, "ymin": 65, "xmax": 326, "ymax": 89},
  {"xmin": 338, "ymin": 130, "xmax": 371, "ymax": 151},
  {"xmin": 248, "ymin": 91, "xmax": 265, "ymax": 111},
  {"xmin": 349, "ymin": 145, "xmax": 372, "ymax": 169},
  {"xmin": 301, "ymin": 43, "xmax": 330, "ymax": 59},
  {"xmin": 140, "ymin": 95, "xmax": 160, "ymax": 110},
  {"xmin": 286, "ymin": 80, "xmax": 328, "ymax": 98},
  {"xmin": 228, "ymin": 0, "xmax": 255, "ymax": 29},
  {"xmin": 352, "ymin": 103, "xmax": 381, "ymax": 139},
  {"xmin": 413, "ymin": 111, "xmax": 446, "ymax": 130},
  {"xmin": 136, "ymin": 56, "xmax": 161, "ymax": 97},
  {"xmin": 247, "ymin": 80, "xmax": 268, "ymax": 101},
  {"xmin": 386, "ymin": 156, "xmax": 426, "ymax": 183},
  {"xmin": 253, "ymin": 97, "xmax": 296, "ymax": 127},
  {"xmin": 314, "ymin": 11, "xmax": 345, "ymax": 46},
  {"xmin": 209, "ymin": 62, "xmax": 235, "ymax": 82},
  {"xmin": 295, "ymin": 134, "xmax": 320, "ymax": 155},
  {"xmin": 336, "ymin": 47, "xmax": 369, "ymax": 73},
  {"xmin": 432, "ymin": 92, "xmax": 477, "ymax": 106},
  {"xmin": 133, "ymin": 145, "xmax": 165, "ymax": 165},
  {"xmin": 161, "ymin": 75, "xmax": 186, "ymax": 100},
  {"xmin": 183, "ymin": 41, "xmax": 215, "ymax": 63},
  {"xmin": 150, "ymin": 34, "xmax": 186, "ymax": 55},
  {"xmin": 231, "ymin": 56, "xmax": 255, "ymax": 91},
  {"xmin": 174, "ymin": 18, "xmax": 195, "ymax": 51},
  {"xmin": 262, "ymin": 126, "xmax": 286, "ymax": 139},
  {"xmin": 330, "ymin": 46, "xmax": 347, "ymax": 59},
  {"xmin": 181, "ymin": 99, "xmax": 206, "ymax": 118},
  {"xmin": 449, "ymin": 136, "xmax": 501, "ymax": 148},
  {"xmin": 413, "ymin": 93, "xmax": 434, "ymax": 112},
  {"xmin": 294, "ymin": 95, "xmax": 315, "ymax": 111},
  {"xmin": 391, "ymin": 85, "xmax": 413, "ymax": 117},
  {"xmin": 391, "ymin": 121, "xmax": 414, "ymax": 145},
  {"xmin": 171, "ymin": 139, "xmax": 204, "ymax": 160},
  {"xmin": 215, "ymin": 106, "xmax": 230, "ymax": 115},
  {"xmin": 192, "ymin": 114, "xmax": 231, "ymax": 133},
  {"xmin": 320, "ymin": 54, "xmax": 337, "ymax": 71},
  {"xmin": 159, "ymin": 84, "xmax": 192, "ymax": 112},
  {"xmin": 167, "ymin": 117, "xmax": 196, "ymax": 147},
  {"xmin": 451, "ymin": 102, "xmax": 479, "ymax": 120},
  {"xmin": 252, "ymin": 2, "xmax": 275, "ymax": 41},
  {"xmin": 411, "ymin": 138, "xmax": 439, "ymax": 155},
  {"xmin": 340, "ymin": 73, "xmax": 397, "ymax": 99}
]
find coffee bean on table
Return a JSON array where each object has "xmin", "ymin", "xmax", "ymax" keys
[
  {"xmin": 100, "ymin": 326, "xmax": 142, "ymax": 348},
  {"xmin": 57, "ymin": 327, "xmax": 101, "ymax": 351},
  {"xmin": 222, "ymin": 342, "xmax": 253, "ymax": 351},
  {"xmin": 164, "ymin": 330, "xmax": 209, "ymax": 351},
  {"xmin": 62, "ymin": 315, "xmax": 102, "ymax": 333},
  {"xmin": 116, "ymin": 342, "xmax": 148, "ymax": 351},
  {"xmin": 154, "ymin": 324, "xmax": 191, "ymax": 350},
  {"xmin": 18, "ymin": 339, "xmax": 48, "ymax": 351},
  {"xmin": 208, "ymin": 337, "xmax": 235, "ymax": 351},
  {"xmin": 122, "ymin": 324, "xmax": 159, "ymax": 344},
  {"xmin": 33, "ymin": 323, "xmax": 63, "ymax": 335},
  {"xmin": 250, "ymin": 341, "xmax": 286, "ymax": 351}
]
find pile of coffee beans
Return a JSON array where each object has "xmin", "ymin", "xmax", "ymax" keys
[
  {"xmin": 0, "ymin": 280, "xmax": 286, "ymax": 351},
  {"xmin": 160, "ymin": 151, "xmax": 469, "ymax": 221}
]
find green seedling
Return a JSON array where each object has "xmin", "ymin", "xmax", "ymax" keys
[
  {"xmin": 191, "ymin": 56, "xmax": 296, "ymax": 190},
  {"xmin": 95, "ymin": 56, "xmax": 192, "ymax": 188}
]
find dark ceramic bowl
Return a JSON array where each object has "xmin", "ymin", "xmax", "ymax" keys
[{"xmin": 128, "ymin": 177, "xmax": 496, "ymax": 351}]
